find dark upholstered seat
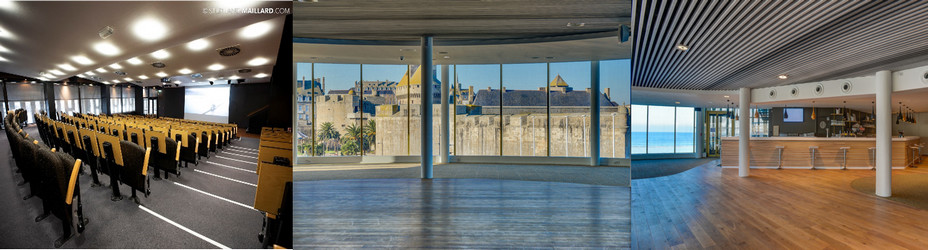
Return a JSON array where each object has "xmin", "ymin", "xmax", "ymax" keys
[{"xmin": 119, "ymin": 141, "xmax": 151, "ymax": 204}]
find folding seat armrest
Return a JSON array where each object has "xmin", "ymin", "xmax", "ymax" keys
[
  {"xmin": 142, "ymin": 147, "xmax": 152, "ymax": 176},
  {"xmin": 195, "ymin": 137, "xmax": 200, "ymax": 153},
  {"xmin": 175, "ymin": 143, "xmax": 182, "ymax": 161},
  {"xmin": 66, "ymin": 159, "xmax": 82, "ymax": 205}
]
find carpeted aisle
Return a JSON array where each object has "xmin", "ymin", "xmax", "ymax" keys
[
  {"xmin": 1, "ymin": 125, "xmax": 267, "ymax": 248},
  {"xmin": 850, "ymin": 172, "xmax": 928, "ymax": 210}
]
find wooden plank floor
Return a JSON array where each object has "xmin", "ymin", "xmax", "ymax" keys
[
  {"xmin": 632, "ymin": 159, "xmax": 928, "ymax": 249},
  {"xmin": 296, "ymin": 178, "xmax": 631, "ymax": 248}
]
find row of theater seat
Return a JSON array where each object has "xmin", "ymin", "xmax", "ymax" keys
[{"xmin": 5, "ymin": 110, "xmax": 88, "ymax": 248}]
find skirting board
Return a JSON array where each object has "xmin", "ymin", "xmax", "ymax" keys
[{"xmin": 721, "ymin": 165, "xmax": 907, "ymax": 170}]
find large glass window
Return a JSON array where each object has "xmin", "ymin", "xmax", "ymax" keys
[
  {"xmin": 632, "ymin": 105, "xmax": 697, "ymax": 155},
  {"xmin": 502, "ymin": 63, "xmax": 547, "ymax": 156},
  {"xmin": 600, "ymin": 60, "xmax": 631, "ymax": 158},
  {"xmin": 80, "ymin": 85, "xmax": 101, "ymax": 115},
  {"xmin": 298, "ymin": 60, "xmax": 630, "ymax": 161},
  {"xmin": 675, "ymin": 107, "xmax": 695, "ymax": 153},
  {"xmin": 456, "ymin": 64, "xmax": 500, "ymax": 156},
  {"xmin": 7, "ymin": 83, "xmax": 45, "ymax": 123}
]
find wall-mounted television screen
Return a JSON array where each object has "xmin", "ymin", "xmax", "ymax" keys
[{"xmin": 783, "ymin": 108, "xmax": 804, "ymax": 123}]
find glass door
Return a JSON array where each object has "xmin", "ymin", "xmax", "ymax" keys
[{"xmin": 705, "ymin": 110, "xmax": 727, "ymax": 157}]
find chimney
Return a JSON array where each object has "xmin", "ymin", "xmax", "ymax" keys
[
  {"xmin": 501, "ymin": 87, "xmax": 506, "ymax": 92},
  {"xmin": 487, "ymin": 86, "xmax": 492, "ymax": 91},
  {"xmin": 322, "ymin": 77, "xmax": 326, "ymax": 93},
  {"xmin": 585, "ymin": 87, "xmax": 591, "ymax": 92},
  {"xmin": 604, "ymin": 88, "xmax": 611, "ymax": 99}
]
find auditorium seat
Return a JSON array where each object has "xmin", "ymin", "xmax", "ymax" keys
[
  {"xmin": 199, "ymin": 131, "xmax": 211, "ymax": 159},
  {"xmin": 149, "ymin": 134, "xmax": 180, "ymax": 179},
  {"xmin": 119, "ymin": 141, "xmax": 152, "ymax": 204},
  {"xmin": 180, "ymin": 132, "xmax": 199, "ymax": 167},
  {"xmin": 81, "ymin": 130, "xmax": 104, "ymax": 187}
]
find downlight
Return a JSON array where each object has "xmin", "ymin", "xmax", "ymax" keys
[{"xmin": 151, "ymin": 62, "xmax": 166, "ymax": 68}]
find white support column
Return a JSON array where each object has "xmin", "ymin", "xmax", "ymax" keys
[
  {"xmin": 439, "ymin": 64, "xmax": 450, "ymax": 164},
  {"xmin": 876, "ymin": 70, "xmax": 892, "ymax": 197},
  {"xmin": 738, "ymin": 87, "xmax": 751, "ymax": 177},
  {"xmin": 590, "ymin": 61, "xmax": 601, "ymax": 166},
  {"xmin": 420, "ymin": 35, "xmax": 434, "ymax": 179}
]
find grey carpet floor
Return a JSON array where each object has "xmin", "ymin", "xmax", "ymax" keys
[
  {"xmin": 295, "ymin": 163, "xmax": 630, "ymax": 187},
  {"xmin": 631, "ymin": 158, "xmax": 717, "ymax": 179},
  {"xmin": 1, "ymin": 125, "xmax": 265, "ymax": 248}
]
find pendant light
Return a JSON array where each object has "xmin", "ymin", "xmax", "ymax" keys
[
  {"xmin": 843, "ymin": 101, "xmax": 848, "ymax": 121},
  {"xmin": 810, "ymin": 101, "xmax": 816, "ymax": 120},
  {"xmin": 754, "ymin": 105, "xmax": 760, "ymax": 119},
  {"xmin": 784, "ymin": 105, "xmax": 789, "ymax": 119},
  {"xmin": 897, "ymin": 102, "xmax": 903, "ymax": 124}
]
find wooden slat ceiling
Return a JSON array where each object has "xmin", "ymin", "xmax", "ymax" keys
[
  {"xmin": 295, "ymin": 0, "xmax": 632, "ymax": 41},
  {"xmin": 633, "ymin": 1, "xmax": 928, "ymax": 90}
]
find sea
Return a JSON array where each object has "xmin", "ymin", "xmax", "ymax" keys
[{"xmin": 632, "ymin": 131, "xmax": 695, "ymax": 154}]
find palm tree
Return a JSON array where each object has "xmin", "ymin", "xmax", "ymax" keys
[
  {"xmin": 341, "ymin": 123, "xmax": 363, "ymax": 155},
  {"xmin": 364, "ymin": 120, "xmax": 376, "ymax": 153},
  {"xmin": 317, "ymin": 122, "xmax": 339, "ymax": 155}
]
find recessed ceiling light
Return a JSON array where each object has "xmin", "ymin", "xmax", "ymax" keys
[
  {"xmin": 254, "ymin": 73, "xmax": 268, "ymax": 78},
  {"xmin": 240, "ymin": 21, "xmax": 272, "ymax": 39},
  {"xmin": 566, "ymin": 22, "xmax": 585, "ymax": 27},
  {"xmin": 109, "ymin": 63, "xmax": 122, "ymax": 69},
  {"xmin": 0, "ymin": 55, "xmax": 7, "ymax": 62},
  {"xmin": 0, "ymin": 26, "xmax": 12, "ymax": 39},
  {"xmin": 443, "ymin": 55, "xmax": 451, "ymax": 59},
  {"xmin": 676, "ymin": 44, "xmax": 689, "ymax": 51},
  {"xmin": 71, "ymin": 56, "xmax": 94, "ymax": 65},
  {"xmin": 132, "ymin": 18, "xmax": 167, "ymax": 41},
  {"xmin": 95, "ymin": 68, "xmax": 107, "ymax": 73},
  {"xmin": 151, "ymin": 49, "xmax": 170, "ymax": 59},
  {"xmin": 155, "ymin": 72, "xmax": 168, "ymax": 77},
  {"xmin": 84, "ymin": 71, "xmax": 95, "ymax": 76},
  {"xmin": 178, "ymin": 68, "xmax": 192, "ymax": 74},
  {"xmin": 229, "ymin": 75, "xmax": 240, "ymax": 80},
  {"xmin": 0, "ymin": 1, "xmax": 16, "ymax": 11},
  {"xmin": 207, "ymin": 77, "xmax": 217, "ymax": 81},
  {"xmin": 173, "ymin": 80, "xmax": 181, "ymax": 84},
  {"xmin": 723, "ymin": 95, "xmax": 730, "ymax": 98},
  {"xmin": 76, "ymin": 74, "xmax": 85, "ymax": 77},
  {"xmin": 58, "ymin": 63, "xmax": 77, "ymax": 71},
  {"xmin": 0, "ymin": 44, "xmax": 8, "ymax": 52},
  {"xmin": 247, "ymin": 57, "xmax": 269, "ymax": 66},
  {"xmin": 124, "ymin": 77, "xmax": 133, "ymax": 81},
  {"xmin": 138, "ymin": 75, "xmax": 149, "ymax": 80},
  {"xmin": 778, "ymin": 74, "xmax": 789, "ymax": 80},
  {"xmin": 37, "ymin": 77, "xmax": 48, "ymax": 81},
  {"xmin": 48, "ymin": 69, "xmax": 65, "ymax": 76},
  {"xmin": 187, "ymin": 38, "xmax": 209, "ymax": 51},
  {"xmin": 126, "ymin": 57, "xmax": 143, "ymax": 65},
  {"xmin": 102, "ymin": 81, "xmax": 108, "ymax": 84},
  {"xmin": 207, "ymin": 63, "xmax": 225, "ymax": 71},
  {"xmin": 93, "ymin": 42, "xmax": 121, "ymax": 56}
]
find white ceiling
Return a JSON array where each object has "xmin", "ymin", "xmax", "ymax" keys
[
  {"xmin": 634, "ymin": 86, "xmax": 928, "ymax": 114},
  {"xmin": 633, "ymin": 1, "xmax": 928, "ymax": 90},
  {"xmin": 0, "ymin": 1, "xmax": 290, "ymax": 87}
]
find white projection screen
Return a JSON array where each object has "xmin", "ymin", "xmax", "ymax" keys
[{"xmin": 184, "ymin": 86, "xmax": 230, "ymax": 123}]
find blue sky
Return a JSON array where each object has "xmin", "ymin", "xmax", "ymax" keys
[{"xmin": 296, "ymin": 59, "xmax": 631, "ymax": 104}]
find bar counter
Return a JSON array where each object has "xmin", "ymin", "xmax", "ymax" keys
[{"xmin": 720, "ymin": 136, "xmax": 921, "ymax": 169}]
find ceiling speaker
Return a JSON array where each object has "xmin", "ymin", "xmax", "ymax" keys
[
  {"xmin": 218, "ymin": 45, "xmax": 241, "ymax": 57},
  {"xmin": 619, "ymin": 25, "xmax": 631, "ymax": 43}
]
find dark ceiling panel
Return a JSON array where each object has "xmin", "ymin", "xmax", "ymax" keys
[
  {"xmin": 633, "ymin": 0, "xmax": 928, "ymax": 90},
  {"xmin": 294, "ymin": 0, "xmax": 632, "ymax": 41}
]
